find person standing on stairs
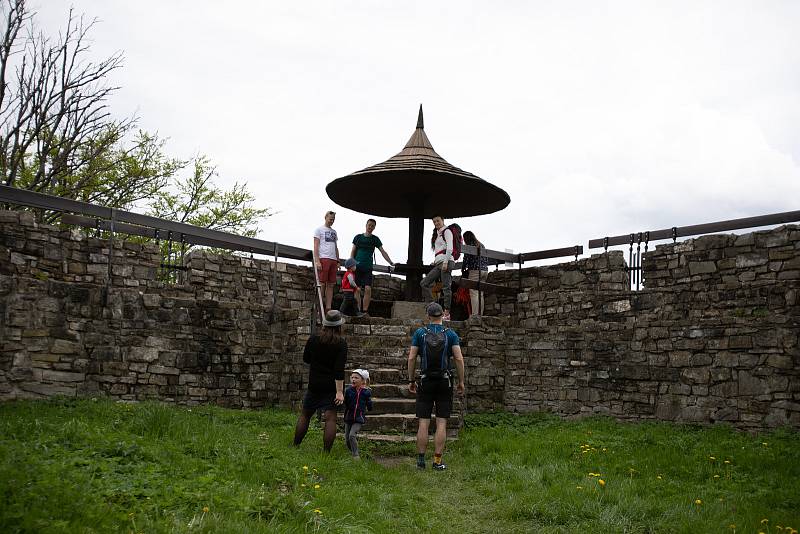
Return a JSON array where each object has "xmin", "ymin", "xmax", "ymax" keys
[
  {"xmin": 293, "ymin": 310, "xmax": 347, "ymax": 452},
  {"xmin": 350, "ymin": 218, "xmax": 395, "ymax": 316},
  {"xmin": 343, "ymin": 368, "xmax": 372, "ymax": 459},
  {"xmin": 313, "ymin": 210, "xmax": 340, "ymax": 312},
  {"xmin": 407, "ymin": 302, "xmax": 465, "ymax": 470}
]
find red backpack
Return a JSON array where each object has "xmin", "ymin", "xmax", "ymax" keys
[{"xmin": 435, "ymin": 223, "xmax": 463, "ymax": 261}]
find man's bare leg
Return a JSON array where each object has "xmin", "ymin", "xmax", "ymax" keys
[
  {"xmin": 363, "ymin": 285, "xmax": 372, "ymax": 312},
  {"xmin": 324, "ymin": 283, "xmax": 334, "ymax": 311},
  {"xmin": 416, "ymin": 418, "xmax": 430, "ymax": 468},
  {"xmin": 434, "ymin": 416, "xmax": 448, "ymax": 456}
]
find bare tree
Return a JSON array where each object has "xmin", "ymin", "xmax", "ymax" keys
[{"xmin": 0, "ymin": 0, "xmax": 176, "ymax": 210}]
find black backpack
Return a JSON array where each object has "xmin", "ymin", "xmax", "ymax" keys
[{"xmin": 421, "ymin": 327, "xmax": 451, "ymax": 379}]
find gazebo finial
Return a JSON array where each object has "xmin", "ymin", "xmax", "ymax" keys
[{"xmin": 416, "ymin": 104, "xmax": 424, "ymax": 129}]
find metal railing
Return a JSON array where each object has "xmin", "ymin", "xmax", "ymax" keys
[
  {"xmin": 0, "ymin": 184, "xmax": 584, "ymax": 282},
  {"xmin": 588, "ymin": 209, "xmax": 800, "ymax": 290}
]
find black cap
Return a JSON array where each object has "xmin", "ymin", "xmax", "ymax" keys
[{"xmin": 425, "ymin": 302, "xmax": 443, "ymax": 317}]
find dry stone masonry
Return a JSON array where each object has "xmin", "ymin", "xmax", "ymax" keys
[{"xmin": 0, "ymin": 209, "xmax": 797, "ymax": 430}]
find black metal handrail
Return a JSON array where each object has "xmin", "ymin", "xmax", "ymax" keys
[
  {"xmin": 1, "ymin": 185, "xmax": 584, "ymax": 273},
  {"xmin": 588, "ymin": 209, "xmax": 800, "ymax": 250}
]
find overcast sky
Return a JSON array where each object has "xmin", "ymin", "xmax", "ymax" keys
[{"xmin": 36, "ymin": 1, "xmax": 800, "ymax": 266}]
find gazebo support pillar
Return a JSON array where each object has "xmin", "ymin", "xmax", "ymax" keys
[{"xmin": 405, "ymin": 213, "xmax": 424, "ymax": 301}]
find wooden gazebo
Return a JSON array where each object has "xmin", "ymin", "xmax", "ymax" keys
[{"xmin": 326, "ymin": 106, "xmax": 510, "ymax": 299}]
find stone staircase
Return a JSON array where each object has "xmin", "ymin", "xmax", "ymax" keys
[{"xmin": 332, "ymin": 317, "xmax": 463, "ymax": 442}]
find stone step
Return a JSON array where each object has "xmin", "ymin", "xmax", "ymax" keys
[
  {"xmin": 337, "ymin": 432, "xmax": 458, "ymax": 443},
  {"xmin": 352, "ymin": 413, "xmax": 462, "ymax": 436},
  {"xmin": 370, "ymin": 383, "xmax": 412, "ymax": 398},
  {"xmin": 368, "ymin": 397, "xmax": 416, "ymax": 414},
  {"xmin": 358, "ymin": 367, "xmax": 404, "ymax": 384},
  {"xmin": 364, "ymin": 397, "xmax": 464, "ymax": 415}
]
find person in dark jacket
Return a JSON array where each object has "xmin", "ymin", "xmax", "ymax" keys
[
  {"xmin": 293, "ymin": 310, "xmax": 347, "ymax": 452},
  {"xmin": 343, "ymin": 368, "xmax": 372, "ymax": 459}
]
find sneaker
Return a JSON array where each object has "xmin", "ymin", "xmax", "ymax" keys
[
  {"xmin": 417, "ymin": 459, "xmax": 426, "ymax": 470},
  {"xmin": 432, "ymin": 462, "xmax": 447, "ymax": 471}
]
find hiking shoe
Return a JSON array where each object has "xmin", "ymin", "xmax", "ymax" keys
[{"xmin": 432, "ymin": 462, "xmax": 447, "ymax": 471}]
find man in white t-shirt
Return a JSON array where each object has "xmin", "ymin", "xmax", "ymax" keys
[{"xmin": 313, "ymin": 211, "xmax": 340, "ymax": 311}]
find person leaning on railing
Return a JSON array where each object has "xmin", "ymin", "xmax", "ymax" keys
[{"xmin": 462, "ymin": 231, "xmax": 489, "ymax": 317}]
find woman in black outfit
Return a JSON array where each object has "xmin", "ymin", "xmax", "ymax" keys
[{"xmin": 293, "ymin": 310, "xmax": 347, "ymax": 452}]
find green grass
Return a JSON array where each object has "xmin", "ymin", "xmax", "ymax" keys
[{"xmin": 1, "ymin": 399, "xmax": 798, "ymax": 533}]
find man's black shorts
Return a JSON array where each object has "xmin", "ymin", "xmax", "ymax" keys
[
  {"xmin": 355, "ymin": 266, "xmax": 373, "ymax": 287},
  {"xmin": 302, "ymin": 390, "xmax": 337, "ymax": 412},
  {"xmin": 415, "ymin": 377, "xmax": 453, "ymax": 419}
]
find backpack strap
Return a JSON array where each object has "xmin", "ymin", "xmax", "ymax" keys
[
  {"xmin": 420, "ymin": 326, "xmax": 430, "ymax": 374},
  {"xmin": 441, "ymin": 327, "xmax": 449, "ymax": 372}
]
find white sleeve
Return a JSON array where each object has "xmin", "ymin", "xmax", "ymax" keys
[{"xmin": 444, "ymin": 229, "xmax": 454, "ymax": 262}]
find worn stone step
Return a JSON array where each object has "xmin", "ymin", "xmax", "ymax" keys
[
  {"xmin": 354, "ymin": 413, "xmax": 462, "ymax": 435},
  {"xmin": 370, "ymin": 383, "xmax": 413, "ymax": 398},
  {"xmin": 368, "ymin": 397, "xmax": 416, "ymax": 414},
  {"xmin": 357, "ymin": 367, "xmax": 404, "ymax": 384},
  {"xmin": 336, "ymin": 432, "xmax": 458, "ymax": 443},
  {"xmin": 364, "ymin": 397, "xmax": 464, "ymax": 415}
]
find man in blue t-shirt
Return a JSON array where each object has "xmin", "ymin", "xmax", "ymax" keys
[
  {"xmin": 407, "ymin": 302, "xmax": 465, "ymax": 471},
  {"xmin": 350, "ymin": 218, "xmax": 394, "ymax": 315}
]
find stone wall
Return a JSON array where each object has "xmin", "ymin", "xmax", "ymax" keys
[
  {"xmin": 1, "ymin": 209, "xmax": 798, "ymax": 429},
  {"xmin": 465, "ymin": 226, "xmax": 799, "ymax": 429}
]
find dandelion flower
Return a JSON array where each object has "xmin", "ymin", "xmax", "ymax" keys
[
  {"xmin": 724, "ymin": 460, "xmax": 731, "ymax": 464},
  {"xmin": 713, "ymin": 475, "xmax": 720, "ymax": 479},
  {"xmin": 203, "ymin": 507, "xmax": 209, "ymax": 513},
  {"xmin": 657, "ymin": 475, "xmax": 663, "ymax": 480},
  {"xmin": 128, "ymin": 513, "xmax": 135, "ymax": 519},
  {"xmin": 576, "ymin": 485, "xmax": 583, "ymax": 490},
  {"xmin": 301, "ymin": 484, "xmax": 306, "ymax": 488},
  {"xmin": 710, "ymin": 456, "xmax": 716, "ymax": 460},
  {"xmin": 729, "ymin": 524, "xmax": 735, "ymax": 530},
  {"xmin": 602, "ymin": 448, "xmax": 607, "ymax": 452},
  {"xmin": 598, "ymin": 479, "xmax": 606, "ymax": 487},
  {"xmin": 314, "ymin": 484, "xmax": 320, "ymax": 489},
  {"xmin": 762, "ymin": 519, "xmax": 769, "ymax": 524},
  {"xmin": 694, "ymin": 499, "xmax": 702, "ymax": 505},
  {"xmin": 313, "ymin": 509, "xmax": 322, "ymax": 515},
  {"xmin": 303, "ymin": 466, "xmax": 309, "ymax": 471},
  {"xmin": 762, "ymin": 442, "xmax": 768, "ymax": 446}
]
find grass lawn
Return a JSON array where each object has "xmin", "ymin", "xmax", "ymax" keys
[{"xmin": 1, "ymin": 398, "xmax": 798, "ymax": 533}]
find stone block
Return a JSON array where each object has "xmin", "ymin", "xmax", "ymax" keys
[
  {"xmin": 41, "ymin": 370, "xmax": 85, "ymax": 382},
  {"xmin": 729, "ymin": 336, "xmax": 753, "ymax": 349},
  {"xmin": 681, "ymin": 368, "xmax": 709, "ymax": 384},
  {"xmin": 148, "ymin": 364, "xmax": 179, "ymax": 375},
  {"xmin": 689, "ymin": 261, "xmax": 717, "ymax": 275},
  {"xmin": 51, "ymin": 339, "xmax": 80, "ymax": 354},
  {"xmin": 604, "ymin": 300, "xmax": 631, "ymax": 313},
  {"xmin": 766, "ymin": 354, "xmax": 793, "ymax": 369},
  {"xmin": 736, "ymin": 254, "xmax": 767, "ymax": 268},
  {"xmin": 142, "ymin": 294, "xmax": 161, "ymax": 308},
  {"xmin": 127, "ymin": 347, "xmax": 159, "ymax": 363}
]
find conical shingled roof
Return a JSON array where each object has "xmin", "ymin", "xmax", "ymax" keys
[
  {"xmin": 326, "ymin": 106, "xmax": 510, "ymax": 218},
  {"xmin": 350, "ymin": 107, "xmax": 480, "ymax": 181}
]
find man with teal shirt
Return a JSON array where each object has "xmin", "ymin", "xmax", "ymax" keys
[{"xmin": 350, "ymin": 218, "xmax": 394, "ymax": 315}]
